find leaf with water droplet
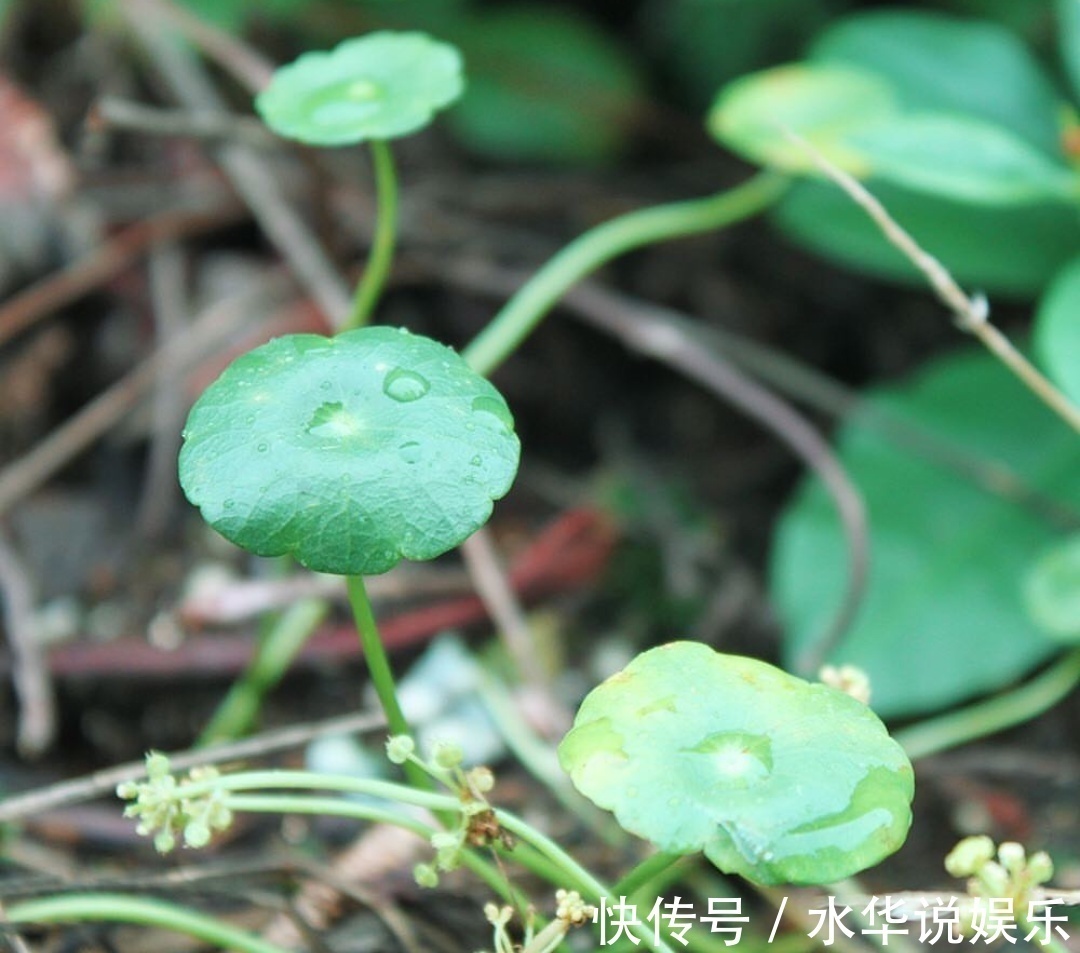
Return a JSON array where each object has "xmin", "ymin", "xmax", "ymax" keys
[
  {"xmin": 179, "ymin": 327, "xmax": 520, "ymax": 575},
  {"xmin": 255, "ymin": 31, "xmax": 464, "ymax": 146},
  {"xmin": 558, "ymin": 642, "xmax": 913, "ymax": 885}
]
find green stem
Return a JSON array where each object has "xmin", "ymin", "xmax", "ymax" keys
[
  {"xmin": 6, "ymin": 894, "xmax": 290, "ymax": 953},
  {"xmin": 462, "ymin": 171, "xmax": 790, "ymax": 376},
  {"xmin": 346, "ymin": 138, "xmax": 399, "ymax": 330},
  {"xmin": 344, "ymin": 575, "xmax": 427, "ymax": 790},
  {"xmin": 170, "ymin": 768, "xmax": 459, "ymax": 810},
  {"xmin": 198, "ymin": 597, "xmax": 328, "ymax": 746},
  {"xmin": 612, "ymin": 851, "xmax": 686, "ymax": 899},
  {"xmin": 894, "ymin": 648, "xmax": 1080, "ymax": 761},
  {"xmin": 222, "ymin": 794, "xmax": 511, "ymax": 900}
]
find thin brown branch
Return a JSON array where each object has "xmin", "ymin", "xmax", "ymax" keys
[
  {"xmin": 0, "ymin": 272, "xmax": 294, "ymax": 517},
  {"xmin": 786, "ymin": 130, "xmax": 1080, "ymax": 436},
  {"xmin": 0, "ymin": 199, "xmax": 244, "ymax": 349},
  {"xmin": 121, "ymin": 0, "xmax": 352, "ymax": 327},
  {"xmin": 0, "ymin": 708, "xmax": 384, "ymax": 824}
]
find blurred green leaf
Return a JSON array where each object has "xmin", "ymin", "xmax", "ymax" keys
[
  {"xmin": 559, "ymin": 642, "xmax": 913, "ymax": 885},
  {"xmin": 255, "ymin": 31, "xmax": 464, "ymax": 146},
  {"xmin": 772, "ymin": 348, "xmax": 1080, "ymax": 718},
  {"xmin": 843, "ymin": 113, "xmax": 1076, "ymax": 206},
  {"xmin": 708, "ymin": 63, "xmax": 895, "ymax": 174},
  {"xmin": 1025, "ymin": 533, "xmax": 1080, "ymax": 640},
  {"xmin": 1035, "ymin": 254, "xmax": 1080, "ymax": 403},
  {"xmin": 810, "ymin": 10, "xmax": 1064, "ymax": 157},
  {"xmin": 1059, "ymin": 0, "xmax": 1080, "ymax": 108},
  {"xmin": 774, "ymin": 180, "xmax": 1080, "ymax": 296},
  {"xmin": 446, "ymin": 6, "xmax": 644, "ymax": 164},
  {"xmin": 641, "ymin": 0, "xmax": 834, "ymax": 108}
]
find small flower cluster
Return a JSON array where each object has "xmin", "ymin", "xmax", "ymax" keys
[
  {"xmin": 945, "ymin": 836, "xmax": 1054, "ymax": 906},
  {"xmin": 116, "ymin": 753, "xmax": 233, "ymax": 853},
  {"xmin": 386, "ymin": 735, "xmax": 507, "ymax": 889},
  {"xmin": 483, "ymin": 891, "xmax": 596, "ymax": 953}
]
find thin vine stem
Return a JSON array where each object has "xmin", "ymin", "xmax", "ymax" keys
[
  {"xmin": 894, "ymin": 648, "xmax": 1080, "ymax": 761},
  {"xmin": 346, "ymin": 138, "xmax": 399, "ymax": 330},
  {"xmin": 5, "ymin": 893, "xmax": 291, "ymax": 953},
  {"xmin": 461, "ymin": 171, "xmax": 790, "ymax": 376}
]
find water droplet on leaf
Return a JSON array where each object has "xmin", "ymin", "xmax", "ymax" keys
[
  {"xmin": 398, "ymin": 441, "xmax": 422, "ymax": 464},
  {"xmin": 471, "ymin": 395, "xmax": 512, "ymax": 430},
  {"xmin": 383, "ymin": 368, "xmax": 430, "ymax": 403}
]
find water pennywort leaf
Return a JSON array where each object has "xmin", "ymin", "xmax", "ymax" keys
[
  {"xmin": 255, "ymin": 31, "xmax": 464, "ymax": 146},
  {"xmin": 558, "ymin": 642, "xmax": 914, "ymax": 885},
  {"xmin": 178, "ymin": 327, "xmax": 519, "ymax": 575}
]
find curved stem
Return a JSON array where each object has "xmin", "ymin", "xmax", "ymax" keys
[
  {"xmin": 894, "ymin": 648, "xmax": 1080, "ymax": 761},
  {"xmin": 346, "ymin": 138, "xmax": 398, "ymax": 330},
  {"xmin": 462, "ymin": 171, "xmax": 790, "ymax": 376},
  {"xmin": 344, "ymin": 574, "xmax": 427, "ymax": 790},
  {"xmin": 6, "ymin": 894, "xmax": 290, "ymax": 953}
]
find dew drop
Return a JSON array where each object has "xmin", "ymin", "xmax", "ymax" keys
[
  {"xmin": 398, "ymin": 441, "xmax": 422, "ymax": 464},
  {"xmin": 383, "ymin": 368, "xmax": 430, "ymax": 403},
  {"xmin": 320, "ymin": 380, "xmax": 332, "ymax": 391},
  {"xmin": 471, "ymin": 395, "xmax": 513, "ymax": 430},
  {"xmin": 257, "ymin": 442, "xmax": 269, "ymax": 453},
  {"xmin": 470, "ymin": 455, "xmax": 482, "ymax": 467}
]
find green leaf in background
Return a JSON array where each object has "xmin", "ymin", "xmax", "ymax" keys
[
  {"xmin": 1025, "ymin": 533, "xmax": 1080, "ymax": 641},
  {"xmin": 179, "ymin": 327, "xmax": 520, "ymax": 576},
  {"xmin": 445, "ymin": 6, "xmax": 643, "ymax": 164},
  {"xmin": 771, "ymin": 348, "xmax": 1080, "ymax": 718},
  {"xmin": 842, "ymin": 113, "xmax": 1076, "ymax": 206},
  {"xmin": 255, "ymin": 31, "xmax": 464, "ymax": 146},
  {"xmin": 708, "ymin": 64, "xmax": 896, "ymax": 174},
  {"xmin": 1058, "ymin": 0, "xmax": 1080, "ymax": 104},
  {"xmin": 1035, "ymin": 254, "xmax": 1080, "ymax": 404},
  {"xmin": 810, "ymin": 10, "xmax": 1065, "ymax": 157},
  {"xmin": 774, "ymin": 180, "xmax": 1080, "ymax": 296},
  {"xmin": 559, "ymin": 642, "xmax": 914, "ymax": 885},
  {"xmin": 157, "ymin": 0, "xmax": 309, "ymax": 35},
  {"xmin": 640, "ymin": 0, "xmax": 834, "ymax": 109}
]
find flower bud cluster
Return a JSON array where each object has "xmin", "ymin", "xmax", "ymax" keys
[
  {"xmin": 116, "ymin": 753, "xmax": 234, "ymax": 854},
  {"xmin": 945, "ymin": 835, "xmax": 1055, "ymax": 906}
]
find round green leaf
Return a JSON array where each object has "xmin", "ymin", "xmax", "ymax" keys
[
  {"xmin": 1035, "ymin": 254, "xmax": 1080, "ymax": 404},
  {"xmin": 772, "ymin": 348, "xmax": 1079, "ymax": 717},
  {"xmin": 178, "ymin": 327, "xmax": 520, "ymax": 575},
  {"xmin": 558, "ymin": 642, "xmax": 914, "ymax": 885},
  {"xmin": 1025, "ymin": 534, "xmax": 1080, "ymax": 641},
  {"xmin": 708, "ymin": 63, "xmax": 897, "ymax": 174},
  {"xmin": 255, "ymin": 31, "xmax": 464, "ymax": 146}
]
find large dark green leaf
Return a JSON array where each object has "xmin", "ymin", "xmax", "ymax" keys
[
  {"xmin": 772, "ymin": 348, "xmax": 1080, "ymax": 717},
  {"xmin": 810, "ymin": 10, "xmax": 1065, "ymax": 157},
  {"xmin": 559, "ymin": 642, "xmax": 913, "ymax": 885},
  {"xmin": 774, "ymin": 180, "xmax": 1080, "ymax": 296}
]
